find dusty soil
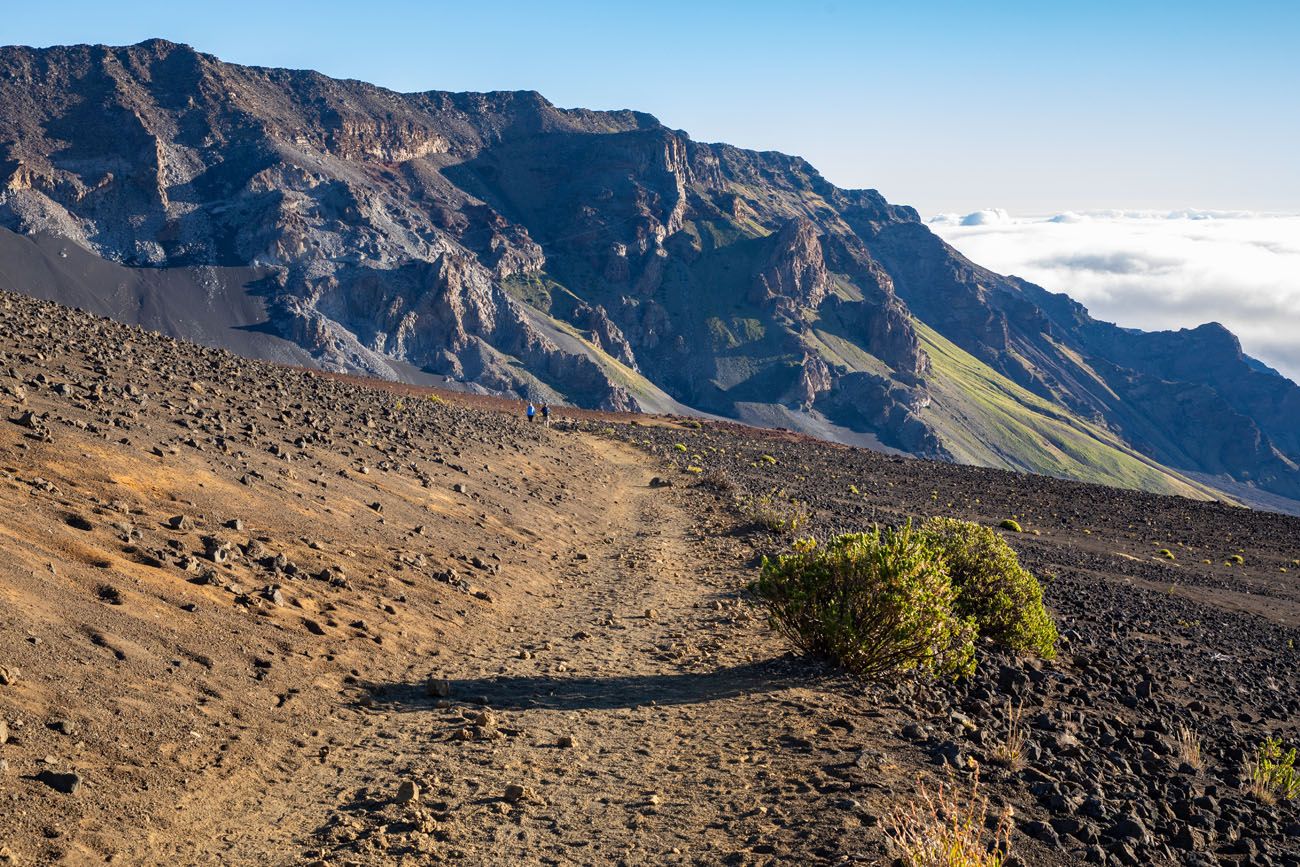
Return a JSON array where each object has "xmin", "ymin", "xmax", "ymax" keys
[{"xmin": 1, "ymin": 290, "xmax": 1298, "ymax": 866}]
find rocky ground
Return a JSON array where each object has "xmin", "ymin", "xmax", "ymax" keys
[{"xmin": 0, "ymin": 289, "xmax": 1297, "ymax": 866}]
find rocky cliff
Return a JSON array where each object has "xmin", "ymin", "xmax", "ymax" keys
[{"xmin": 1, "ymin": 39, "xmax": 1297, "ymax": 504}]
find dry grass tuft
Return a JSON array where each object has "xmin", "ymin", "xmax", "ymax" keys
[
  {"xmin": 887, "ymin": 768, "xmax": 1012, "ymax": 867},
  {"xmin": 990, "ymin": 700, "xmax": 1027, "ymax": 770},
  {"xmin": 739, "ymin": 490, "xmax": 810, "ymax": 535},
  {"xmin": 1176, "ymin": 724, "xmax": 1202, "ymax": 770}
]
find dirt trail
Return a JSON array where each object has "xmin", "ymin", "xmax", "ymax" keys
[
  {"xmin": 284, "ymin": 439, "xmax": 815, "ymax": 865},
  {"xmin": 116, "ymin": 439, "xmax": 816, "ymax": 866}
]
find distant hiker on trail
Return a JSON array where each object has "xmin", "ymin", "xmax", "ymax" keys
[
  {"xmin": 541, "ymin": 404, "xmax": 551, "ymax": 426},
  {"xmin": 526, "ymin": 401, "xmax": 536, "ymax": 423}
]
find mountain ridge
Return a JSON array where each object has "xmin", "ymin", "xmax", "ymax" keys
[{"xmin": 2, "ymin": 38, "xmax": 1297, "ymax": 507}]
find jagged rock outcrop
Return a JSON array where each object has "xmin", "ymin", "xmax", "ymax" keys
[
  {"xmin": 751, "ymin": 218, "xmax": 829, "ymax": 313},
  {"xmin": 2, "ymin": 39, "xmax": 1299, "ymax": 504}
]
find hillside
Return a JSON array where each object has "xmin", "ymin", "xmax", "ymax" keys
[
  {"xmin": 1, "ymin": 292, "xmax": 1299, "ymax": 866},
  {"xmin": 1, "ymin": 39, "xmax": 1298, "ymax": 509}
]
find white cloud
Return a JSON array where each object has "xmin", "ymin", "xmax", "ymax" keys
[{"xmin": 928, "ymin": 210, "xmax": 1300, "ymax": 383}]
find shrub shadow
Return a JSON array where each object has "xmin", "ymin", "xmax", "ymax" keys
[{"xmin": 364, "ymin": 655, "xmax": 830, "ymax": 713}]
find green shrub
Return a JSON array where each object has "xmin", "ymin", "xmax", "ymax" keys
[
  {"xmin": 752, "ymin": 526, "xmax": 976, "ymax": 680},
  {"xmin": 919, "ymin": 518, "xmax": 1058, "ymax": 659},
  {"xmin": 1158, "ymin": 548, "xmax": 1176, "ymax": 560},
  {"xmin": 998, "ymin": 519, "xmax": 1022, "ymax": 533},
  {"xmin": 1227, "ymin": 554, "xmax": 1245, "ymax": 565},
  {"xmin": 1247, "ymin": 737, "xmax": 1300, "ymax": 803},
  {"xmin": 673, "ymin": 443, "xmax": 687, "ymax": 452}
]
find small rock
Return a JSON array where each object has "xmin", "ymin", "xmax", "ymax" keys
[
  {"xmin": 12, "ymin": 410, "xmax": 40, "ymax": 429},
  {"xmin": 426, "ymin": 678, "xmax": 452, "ymax": 698},
  {"xmin": 0, "ymin": 665, "xmax": 17, "ymax": 686},
  {"xmin": 167, "ymin": 515, "xmax": 190, "ymax": 531},
  {"xmin": 204, "ymin": 539, "xmax": 232, "ymax": 564},
  {"xmin": 452, "ymin": 483, "xmax": 467, "ymax": 494},
  {"xmin": 557, "ymin": 734, "xmax": 575, "ymax": 749},
  {"xmin": 35, "ymin": 770, "xmax": 83, "ymax": 795},
  {"xmin": 395, "ymin": 779, "xmax": 420, "ymax": 804},
  {"xmin": 0, "ymin": 720, "xmax": 7, "ymax": 744},
  {"xmin": 49, "ymin": 719, "xmax": 79, "ymax": 737},
  {"xmin": 504, "ymin": 784, "xmax": 534, "ymax": 803}
]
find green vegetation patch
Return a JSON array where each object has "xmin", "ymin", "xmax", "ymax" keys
[
  {"xmin": 921, "ymin": 518, "xmax": 1058, "ymax": 659},
  {"xmin": 914, "ymin": 321, "xmax": 1224, "ymax": 501},
  {"xmin": 752, "ymin": 519, "xmax": 1059, "ymax": 680},
  {"xmin": 753, "ymin": 527, "xmax": 976, "ymax": 680}
]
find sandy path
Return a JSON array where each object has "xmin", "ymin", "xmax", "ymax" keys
[{"xmin": 291, "ymin": 440, "xmax": 821, "ymax": 865}]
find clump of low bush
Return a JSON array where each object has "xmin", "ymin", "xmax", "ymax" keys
[
  {"xmin": 740, "ymin": 491, "xmax": 810, "ymax": 535},
  {"xmin": 1247, "ymin": 737, "xmax": 1300, "ymax": 804},
  {"xmin": 699, "ymin": 469, "xmax": 735, "ymax": 494},
  {"xmin": 998, "ymin": 519, "xmax": 1022, "ymax": 533},
  {"xmin": 753, "ymin": 526, "xmax": 976, "ymax": 680},
  {"xmin": 751, "ymin": 518, "xmax": 1057, "ymax": 680},
  {"xmin": 920, "ymin": 518, "xmax": 1058, "ymax": 659}
]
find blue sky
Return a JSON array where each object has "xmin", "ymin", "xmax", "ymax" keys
[{"xmin": 3, "ymin": 0, "xmax": 1297, "ymax": 215}]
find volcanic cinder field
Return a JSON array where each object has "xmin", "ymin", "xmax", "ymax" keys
[{"xmin": 0, "ymin": 289, "xmax": 1297, "ymax": 866}]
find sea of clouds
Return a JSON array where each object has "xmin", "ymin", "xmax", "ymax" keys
[{"xmin": 927, "ymin": 209, "xmax": 1300, "ymax": 383}]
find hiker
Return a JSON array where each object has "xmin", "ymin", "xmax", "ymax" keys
[
  {"xmin": 526, "ymin": 401, "xmax": 536, "ymax": 423},
  {"xmin": 541, "ymin": 403, "xmax": 551, "ymax": 427}
]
